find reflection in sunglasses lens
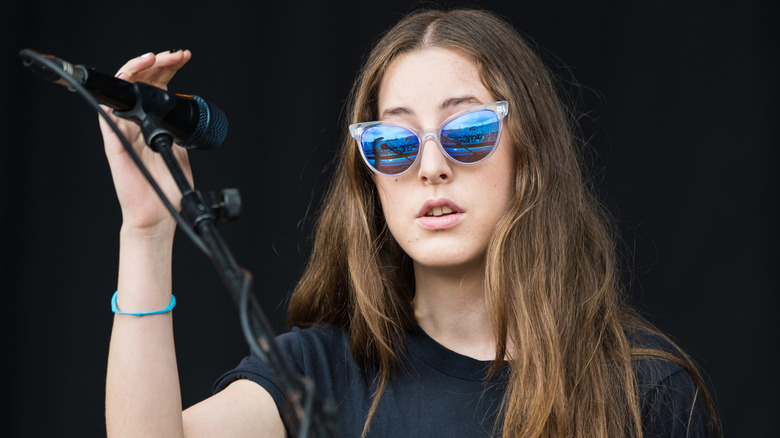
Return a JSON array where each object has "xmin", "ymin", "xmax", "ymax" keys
[
  {"xmin": 360, "ymin": 125, "xmax": 420, "ymax": 174},
  {"xmin": 441, "ymin": 110, "xmax": 500, "ymax": 163}
]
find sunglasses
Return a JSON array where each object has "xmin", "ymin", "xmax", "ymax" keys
[{"xmin": 349, "ymin": 101, "xmax": 509, "ymax": 176}]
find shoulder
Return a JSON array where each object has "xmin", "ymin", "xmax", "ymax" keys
[
  {"xmin": 277, "ymin": 325, "xmax": 351, "ymax": 372},
  {"xmin": 628, "ymin": 331, "xmax": 717, "ymax": 437},
  {"xmin": 212, "ymin": 325, "xmax": 349, "ymax": 389},
  {"xmin": 284, "ymin": 324, "xmax": 349, "ymax": 346},
  {"xmin": 629, "ymin": 331, "xmax": 688, "ymax": 395},
  {"xmin": 212, "ymin": 325, "xmax": 353, "ymax": 413}
]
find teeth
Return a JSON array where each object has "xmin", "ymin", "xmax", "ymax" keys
[{"xmin": 427, "ymin": 206, "xmax": 454, "ymax": 217}]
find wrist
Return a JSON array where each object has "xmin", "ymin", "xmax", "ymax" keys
[
  {"xmin": 116, "ymin": 224, "xmax": 175, "ymax": 308},
  {"xmin": 119, "ymin": 219, "xmax": 177, "ymax": 242}
]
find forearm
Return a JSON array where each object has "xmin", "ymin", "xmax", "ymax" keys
[{"xmin": 106, "ymin": 225, "xmax": 184, "ymax": 437}]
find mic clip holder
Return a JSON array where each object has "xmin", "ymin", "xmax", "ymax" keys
[
  {"xmin": 117, "ymin": 82, "xmax": 242, "ymax": 224},
  {"xmin": 113, "ymin": 82, "xmax": 177, "ymax": 152}
]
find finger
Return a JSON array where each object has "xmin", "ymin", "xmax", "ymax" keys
[
  {"xmin": 145, "ymin": 49, "xmax": 192, "ymax": 86},
  {"xmin": 114, "ymin": 52, "xmax": 157, "ymax": 82},
  {"xmin": 113, "ymin": 50, "xmax": 187, "ymax": 84},
  {"xmin": 121, "ymin": 50, "xmax": 191, "ymax": 90}
]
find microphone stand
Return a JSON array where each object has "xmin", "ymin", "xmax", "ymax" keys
[{"xmin": 119, "ymin": 83, "xmax": 337, "ymax": 438}]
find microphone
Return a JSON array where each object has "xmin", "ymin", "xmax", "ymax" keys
[{"xmin": 19, "ymin": 49, "xmax": 228, "ymax": 150}]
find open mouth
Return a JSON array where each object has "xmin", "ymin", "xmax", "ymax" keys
[{"xmin": 417, "ymin": 200, "xmax": 463, "ymax": 230}]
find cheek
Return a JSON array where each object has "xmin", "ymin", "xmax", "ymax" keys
[
  {"xmin": 375, "ymin": 178, "xmax": 405, "ymax": 227},
  {"xmin": 487, "ymin": 141, "xmax": 517, "ymax": 203},
  {"xmin": 375, "ymin": 178, "xmax": 423, "ymax": 249},
  {"xmin": 375, "ymin": 178, "xmax": 395, "ymax": 212}
]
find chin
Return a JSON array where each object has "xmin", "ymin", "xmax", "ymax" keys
[{"xmin": 411, "ymin": 252, "xmax": 486, "ymax": 273}]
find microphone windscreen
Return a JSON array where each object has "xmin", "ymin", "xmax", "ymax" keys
[{"xmin": 180, "ymin": 95, "xmax": 229, "ymax": 150}]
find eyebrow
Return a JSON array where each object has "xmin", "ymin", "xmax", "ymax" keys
[
  {"xmin": 440, "ymin": 95, "xmax": 483, "ymax": 109},
  {"xmin": 379, "ymin": 95, "xmax": 484, "ymax": 120}
]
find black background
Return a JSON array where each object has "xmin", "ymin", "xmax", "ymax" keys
[{"xmin": 3, "ymin": 0, "xmax": 776, "ymax": 436}]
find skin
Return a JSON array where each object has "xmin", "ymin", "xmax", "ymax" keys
[{"xmin": 375, "ymin": 47, "xmax": 516, "ymax": 360}]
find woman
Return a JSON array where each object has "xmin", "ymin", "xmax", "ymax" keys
[{"xmin": 103, "ymin": 8, "xmax": 719, "ymax": 438}]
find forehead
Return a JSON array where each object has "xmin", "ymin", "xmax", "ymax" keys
[{"xmin": 377, "ymin": 48, "xmax": 494, "ymax": 116}]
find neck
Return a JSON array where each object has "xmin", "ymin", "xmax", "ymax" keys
[{"xmin": 412, "ymin": 262, "xmax": 497, "ymax": 360}]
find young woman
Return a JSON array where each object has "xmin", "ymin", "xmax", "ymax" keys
[{"xmin": 102, "ymin": 8, "xmax": 720, "ymax": 438}]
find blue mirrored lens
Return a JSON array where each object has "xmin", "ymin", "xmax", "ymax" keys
[
  {"xmin": 440, "ymin": 110, "xmax": 500, "ymax": 163},
  {"xmin": 360, "ymin": 125, "xmax": 420, "ymax": 174}
]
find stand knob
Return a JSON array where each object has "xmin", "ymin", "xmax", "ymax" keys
[{"xmin": 204, "ymin": 189, "xmax": 242, "ymax": 221}]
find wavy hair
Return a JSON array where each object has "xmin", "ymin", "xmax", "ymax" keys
[{"xmin": 288, "ymin": 8, "xmax": 719, "ymax": 437}]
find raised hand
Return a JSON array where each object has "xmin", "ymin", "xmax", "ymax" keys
[{"xmin": 99, "ymin": 49, "xmax": 194, "ymax": 233}]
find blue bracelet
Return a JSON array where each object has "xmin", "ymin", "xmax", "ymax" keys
[{"xmin": 111, "ymin": 291, "xmax": 176, "ymax": 316}]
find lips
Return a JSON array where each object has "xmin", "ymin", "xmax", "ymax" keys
[
  {"xmin": 417, "ymin": 199, "xmax": 462, "ymax": 217},
  {"xmin": 416, "ymin": 199, "xmax": 463, "ymax": 230}
]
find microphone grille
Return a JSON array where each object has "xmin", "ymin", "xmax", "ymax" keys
[{"xmin": 182, "ymin": 95, "xmax": 228, "ymax": 150}]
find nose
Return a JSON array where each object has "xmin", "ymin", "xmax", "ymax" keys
[{"xmin": 417, "ymin": 135, "xmax": 453, "ymax": 184}]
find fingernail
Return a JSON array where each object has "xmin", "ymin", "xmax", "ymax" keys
[
  {"xmin": 115, "ymin": 71, "xmax": 124, "ymax": 78},
  {"xmin": 140, "ymin": 52, "xmax": 153, "ymax": 58}
]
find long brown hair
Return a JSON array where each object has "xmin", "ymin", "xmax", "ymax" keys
[{"xmin": 288, "ymin": 8, "xmax": 720, "ymax": 437}]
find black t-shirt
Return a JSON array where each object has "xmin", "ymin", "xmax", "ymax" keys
[{"xmin": 214, "ymin": 325, "xmax": 713, "ymax": 437}]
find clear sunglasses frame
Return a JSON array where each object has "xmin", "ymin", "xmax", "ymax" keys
[{"xmin": 349, "ymin": 100, "xmax": 509, "ymax": 176}]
